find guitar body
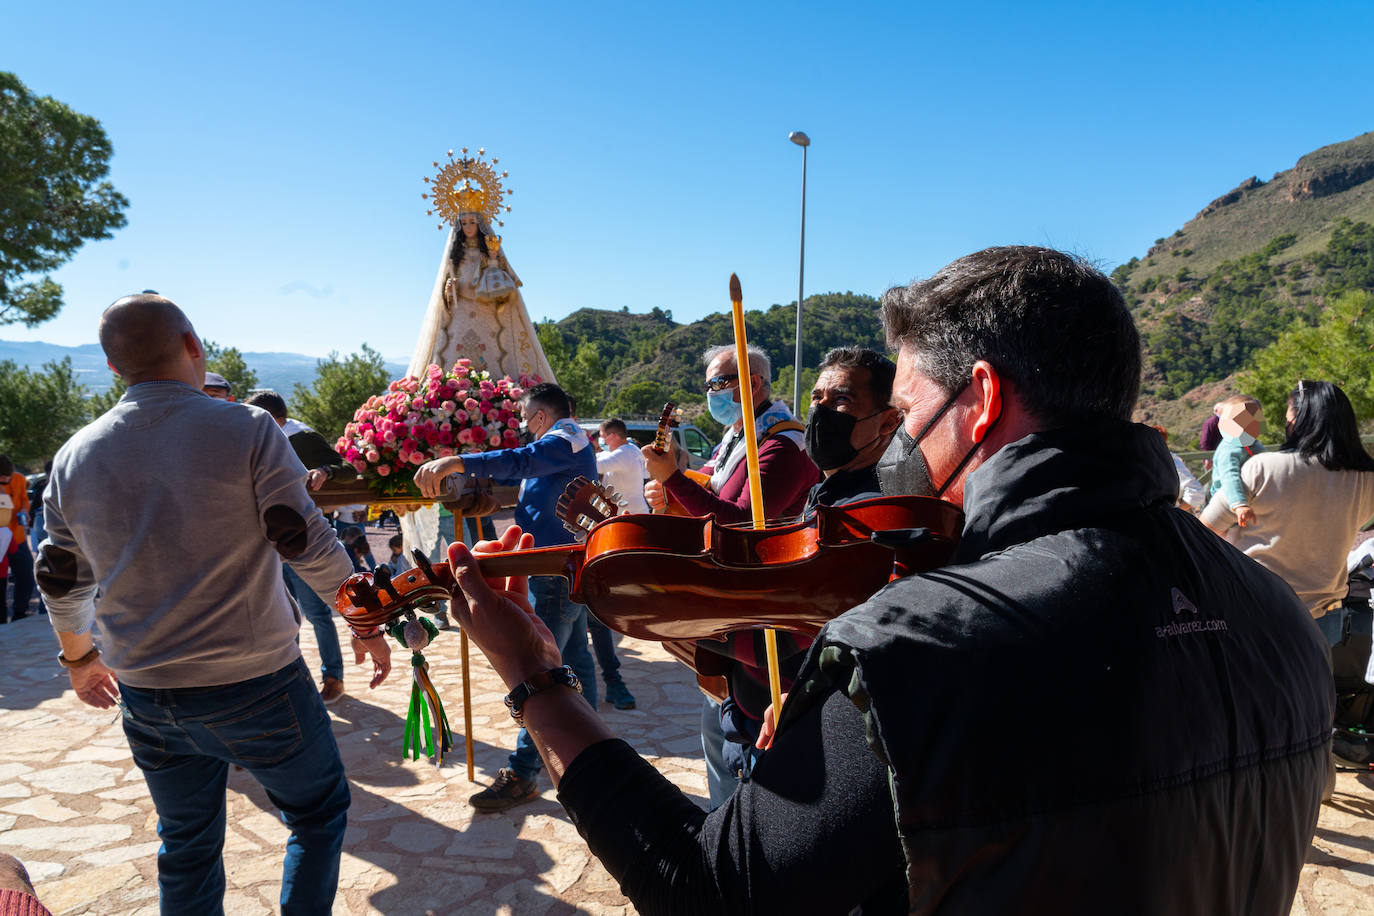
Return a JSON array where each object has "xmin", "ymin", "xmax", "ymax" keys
[{"xmin": 664, "ymin": 468, "xmax": 712, "ymax": 516}]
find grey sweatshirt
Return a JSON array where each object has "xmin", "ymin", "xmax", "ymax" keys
[{"xmin": 39, "ymin": 381, "xmax": 354, "ymax": 688}]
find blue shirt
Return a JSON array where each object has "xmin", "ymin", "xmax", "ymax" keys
[{"xmin": 448, "ymin": 419, "xmax": 598, "ymax": 547}]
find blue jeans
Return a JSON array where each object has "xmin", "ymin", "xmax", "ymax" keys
[
  {"xmin": 701, "ymin": 696, "xmax": 761, "ymax": 809},
  {"xmin": 1317, "ymin": 607, "xmax": 1348, "ymax": 647},
  {"xmin": 509, "ymin": 576, "xmax": 598, "ymax": 779},
  {"xmin": 282, "ymin": 563, "xmax": 344, "ymax": 682},
  {"xmin": 5, "ymin": 540, "xmax": 35, "ymax": 620},
  {"xmin": 587, "ymin": 613, "xmax": 625, "ymax": 686},
  {"xmin": 119, "ymin": 658, "xmax": 349, "ymax": 915}
]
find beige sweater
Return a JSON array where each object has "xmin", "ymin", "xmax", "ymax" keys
[{"xmin": 1202, "ymin": 450, "xmax": 1374, "ymax": 616}]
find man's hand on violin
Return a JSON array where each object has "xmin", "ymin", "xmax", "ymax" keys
[
  {"xmin": 415, "ymin": 456, "xmax": 465, "ymax": 499},
  {"xmin": 644, "ymin": 479, "xmax": 667, "ymax": 512},
  {"xmin": 351, "ymin": 633, "xmax": 392, "ymax": 689},
  {"xmin": 641, "ymin": 443, "xmax": 679, "ymax": 484},
  {"xmin": 446, "ymin": 527, "xmax": 562, "ymax": 690}
]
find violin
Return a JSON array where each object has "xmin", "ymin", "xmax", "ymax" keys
[{"xmin": 336, "ymin": 477, "xmax": 963, "ymax": 646}]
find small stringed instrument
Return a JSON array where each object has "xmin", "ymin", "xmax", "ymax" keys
[
  {"xmin": 652, "ymin": 401, "xmax": 711, "ymax": 516},
  {"xmin": 336, "ymin": 476, "xmax": 962, "ymax": 648}
]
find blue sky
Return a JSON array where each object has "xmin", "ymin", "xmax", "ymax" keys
[{"xmin": 4, "ymin": 1, "xmax": 1371, "ymax": 360}]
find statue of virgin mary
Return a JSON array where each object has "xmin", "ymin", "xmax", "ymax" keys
[{"xmin": 403, "ymin": 149, "xmax": 556, "ymax": 557}]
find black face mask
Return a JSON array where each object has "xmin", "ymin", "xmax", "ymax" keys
[
  {"xmin": 804, "ymin": 404, "xmax": 885, "ymax": 471},
  {"xmin": 876, "ymin": 382, "xmax": 998, "ymax": 498}
]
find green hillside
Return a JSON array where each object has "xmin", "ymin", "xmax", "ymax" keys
[
  {"xmin": 543, "ymin": 292, "xmax": 885, "ymax": 434},
  {"xmin": 540, "ymin": 130, "xmax": 1374, "ymax": 449},
  {"xmin": 1114, "ymin": 130, "xmax": 1374, "ymax": 443}
]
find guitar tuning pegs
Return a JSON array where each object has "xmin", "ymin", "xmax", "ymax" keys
[{"xmin": 411, "ymin": 548, "xmax": 436, "ymax": 580}]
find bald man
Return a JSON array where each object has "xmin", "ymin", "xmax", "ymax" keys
[{"xmin": 36, "ymin": 295, "xmax": 390, "ymax": 913}]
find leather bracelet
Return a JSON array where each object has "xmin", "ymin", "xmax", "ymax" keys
[
  {"xmin": 57, "ymin": 646, "xmax": 101, "ymax": 669},
  {"xmin": 350, "ymin": 625, "xmax": 383, "ymax": 640},
  {"xmin": 504, "ymin": 665, "xmax": 582, "ymax": 726}
]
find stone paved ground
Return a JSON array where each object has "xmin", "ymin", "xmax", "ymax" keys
[{"xmin": 2, "ymin": 533, "xmax": 1372, "ymax": 914}]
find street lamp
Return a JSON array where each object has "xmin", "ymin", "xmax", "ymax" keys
[{"xmin": 788, "ymin": 131, "xmax": 810, "ymax": 413}]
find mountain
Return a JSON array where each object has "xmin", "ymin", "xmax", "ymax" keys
[
  {"xmin": 0, "ymin": 339, "xmax": 408, "ymax": 397},
  {"xmin": 1113, "ymin": 129, "xmax": 1374, "ymax": 444}
]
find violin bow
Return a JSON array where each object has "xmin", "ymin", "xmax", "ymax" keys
[{"xmin": 728, "ymin": 273, "xmax": 786, "ymax": 716}]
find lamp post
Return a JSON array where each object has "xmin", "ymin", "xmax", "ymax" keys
[{"xmin": 788, "ymin": 131, "xmax": 810, "ymax": 413}]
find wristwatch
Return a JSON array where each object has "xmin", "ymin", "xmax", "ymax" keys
[
  {"xmin": 504, "ymin": 665, "xmax": 582, "ymax": 726},
  {"xmin": 57, "ymin": 646, "xmax": 101, "ymax": 669}
]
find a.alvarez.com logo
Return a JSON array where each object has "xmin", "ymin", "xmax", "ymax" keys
[{"xmin": 1155, "ymin": 587, "xmax": 1229, "ymax": 639}]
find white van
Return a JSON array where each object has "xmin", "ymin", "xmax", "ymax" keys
[{"xmin": 580, "ymin": 418, "xmax": 716, "ymax": 471}]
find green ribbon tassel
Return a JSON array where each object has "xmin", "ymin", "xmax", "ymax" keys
[{"xmin": 387, "ymin": 616, "xmax": 454, "ymax": 765}]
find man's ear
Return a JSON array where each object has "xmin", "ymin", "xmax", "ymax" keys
[
  {"xmin": 876, "ymin": 406, "xmax": 902, "ymax": 437},
  {"xmin": 968, "ymin": 360, "xmax": 1003, "ymax": 444},
  {"xmin": 183, "ymin": 332, "xmax": 204, "ymax": 361}
]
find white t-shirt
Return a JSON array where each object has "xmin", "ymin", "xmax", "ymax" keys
[{"xmin": 595, "ymin": 442, "xmax": 651, "ymax": 514}]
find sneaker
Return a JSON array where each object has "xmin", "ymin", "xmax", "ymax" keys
[
  {"xmin": 469, "ymin": 768, "xmax": 539, "ymax": 812},
  {"xmin": 1333, "ymin": 733, "xmax": 1373, "ymax": 768},
  {"xmin": 434, "ymin": 612, "xmax": 451, "ymax": 631},
  {"xmin": 320, "ymin": 677, "xmax": 345, "ymax": 704},
  {"xmin": 604, "ymin": 680, "xmax": 636, "ymax": 710}
]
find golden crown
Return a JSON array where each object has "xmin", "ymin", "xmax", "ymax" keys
[{"xmin": 421, "ymin": 147, "xmax": 513, "ymax": 230}]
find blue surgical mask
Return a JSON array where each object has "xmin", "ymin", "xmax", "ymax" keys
[{"xmin": 708, "ymin": 389, "xmax": 743, "ymax": 426}]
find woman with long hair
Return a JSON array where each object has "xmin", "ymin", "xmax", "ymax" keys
[{"xmin": 1202, "ymin": 380, "xmax": 1374, "ymax": 644}]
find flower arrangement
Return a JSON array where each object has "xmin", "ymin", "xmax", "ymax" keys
[{"xmin": 335, "ymin": 359, "xmax": 539, "ymax": 499}]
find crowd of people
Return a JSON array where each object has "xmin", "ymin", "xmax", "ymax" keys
[{"xmin": 2, "ymin": 243, "xmax": 1372, "ymax": 914}]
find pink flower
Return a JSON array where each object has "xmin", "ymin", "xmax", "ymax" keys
[
  {"xmin": 437, "ymin": 446, "xmax": 454, "ymax": 458},
  {"xmin": 344, "ymin": 447, "xmax": 361, "ymax": 462},
  {"xmin": 441, "ymin": 400, "xmax": 457, "ymax": 413},
  {"xmin": 456, "ymin": 358, "xmax": 472, "ymax": 368},
  {"xmin": 365, "ymin": 449, "xmax": 379, "ymax": 463},
  {"xmin": 438, "ymin": 431, "xmax": 453, "ymax": 445},
  {"xmin": 488, "ymin": 430, "xmax": 502, "ymax": 446},
  {"xmin": 376, "ymin": 464, "xmax": 390, "ymax": 477},
  {"xmin": 503, "ymin": 429, "xmax": 519, "ymax": 446},
  {"xmin": 394, "ymin": 423, "xmax": 409, "ymax": 438},
  {"xmin": 410, "ymin": 452, "xmax": 425, "ymax": 465},
  {"xmin": 464, "ymin": 397, "xmax": 479, "ymax": 412}
]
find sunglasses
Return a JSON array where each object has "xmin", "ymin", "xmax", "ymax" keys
[{"xmin": 704, "ymin": 374, "xmax": 739, "ymax": 393}]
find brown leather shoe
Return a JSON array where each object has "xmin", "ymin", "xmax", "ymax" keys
[{"xmin": 320, "ymin": 677, "xmax": 345, "ymax": 705}]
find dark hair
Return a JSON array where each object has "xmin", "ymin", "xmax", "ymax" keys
[
  {"xmin": 566, "ymin": 394, "xmax": 578, "ymax": 417},
  {"xmin": 880, "ymin": 246, "xmax": 1140, "ymax": 426},
  {"xmin": 244, "ymin": 391, "xmax": 288, "ymax": 421},
  {"xmin": 388, "ymin": 533, "xmax": 404, "ymax": 550},
  {"xmin": 522, "ymin": 382, "xmax": 571, "ymax": 421},
  {"xmin": 817, "ymin": 347, "xmax": 896, "ymax": 410},
  {"xmin": 601, "ymin": 418, "xmax": 629, "ymax": 437},
  {"xmin": 1282, "ymin": 381, "xmax": 1374, "ymax": 472},
  {"xmin": 0, "ymin": 454, "xmax": 12, "ymax": 476},
  {"xmin": 449, "ymin": 217, "xmax": 490, "ymax": 270}
]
